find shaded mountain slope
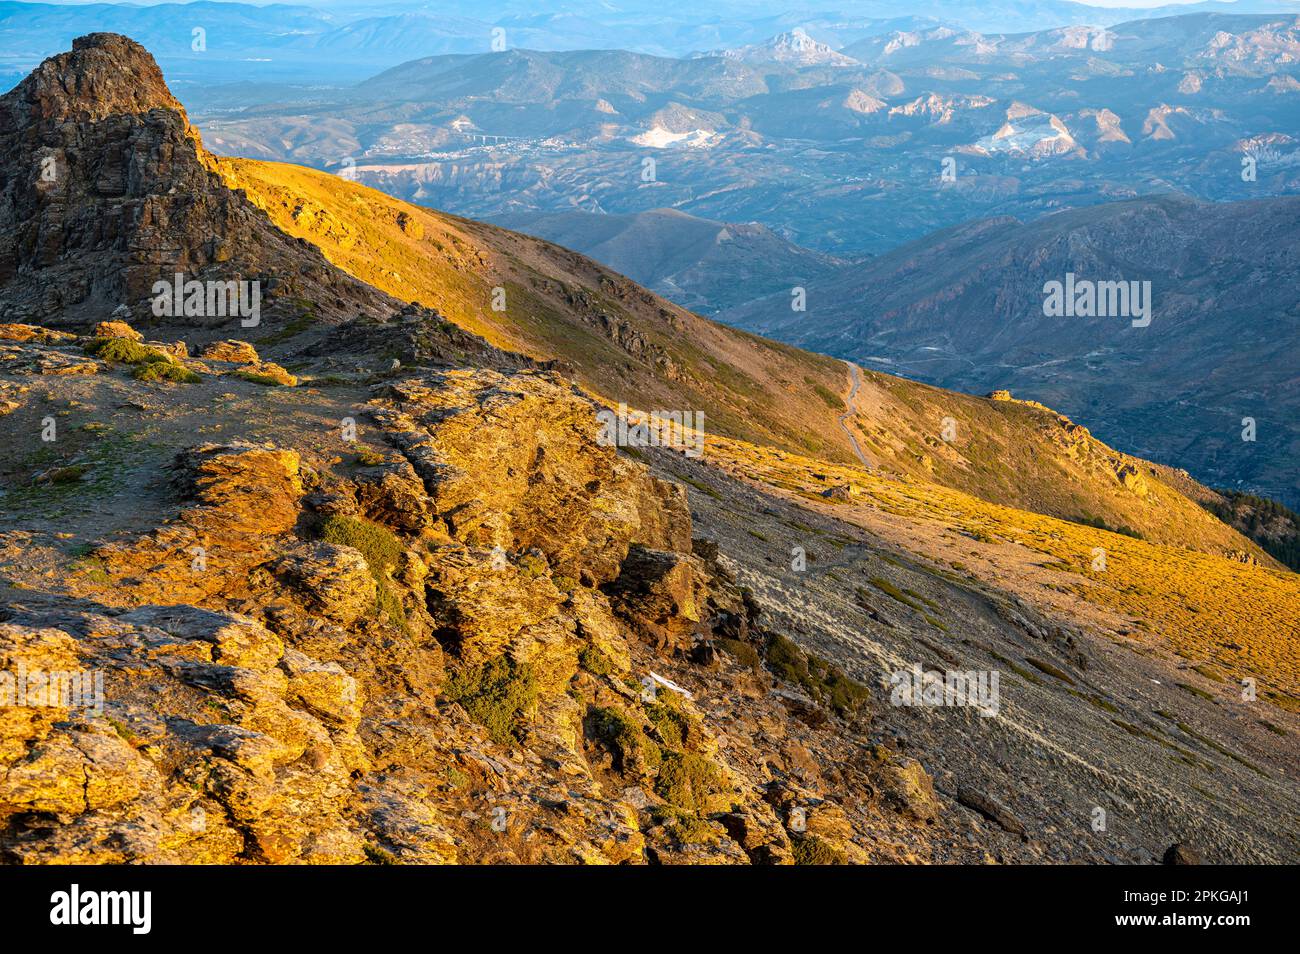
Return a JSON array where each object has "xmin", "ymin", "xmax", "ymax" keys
[
  {"xmin": 494, "ymin": 206, "xmax": 851, "ymax": 315},
  {"xmin": 723, "ymin": 193, "xmax": 1300, "ymax": 510}
]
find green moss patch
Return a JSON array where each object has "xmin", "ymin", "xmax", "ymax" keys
[
  {"xmin": 444, "ymin": 657, "xmax": 540, "ymax": 746},
  {"xmin": 133, "ymin": 361, "xmax": 201, "ymax": 383},
  {"xmin": 654, "ymin": 751, "xmax": 723, "ymax": 814},
  {"xmin": 578, "ymin": 644, "xmax": 615, "ymax": 676},
  {"xmin": 318, "ymin": 515, "xmax": 408, "ymax": 631},
  {"xmin": 764, "ymin": 633, "xmax": 869, "ymax": 717},
  {"xmin": 589, "ymin": 706, "xmax": 662, "ymax": 774},
  {"xmin": 84, "ymin": 337, "xmax": 170, "ymax": 365},
  {"xmin": 645, "ymin": 699, "xmax": 693, "ymax": 750},
  {"xmin": 716, "ymin": 637, "xmax": 762, "ymax": 671},
  {"xmin": 232, "ymin": 370, "xmax": 290, "ymax": 387}
]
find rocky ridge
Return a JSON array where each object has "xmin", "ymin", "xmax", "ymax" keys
[{"xmin": 0, "ymin": 333, "xmax": 972, "ymax": 864}]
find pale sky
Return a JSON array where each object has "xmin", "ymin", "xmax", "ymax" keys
[{"xmin": 1078, "ymin": 0, "xmax": 1249, "ymax": 6}]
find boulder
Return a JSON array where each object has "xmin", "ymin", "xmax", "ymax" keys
[
  {"xmin": 1163, "ymin": 843, "xmax": 1201, "ymax": 865},
  {"xmin": 119, "ymin": 605, "xmax": 284, "ymax": 671},
  {"xmin": 236, "ymin": 361, "xmax": 297, "ymax": 386},
  {"xmin": 179, "ymin": 442, "xmax": 304, "ymax": 537},
  {"xmin": 274, "ymin": 542, "xmax": 377, "ymax": 626},
  {"xmin": 606, "ymin": 545, "xmax": 711, "ymax": 652},
  {"xmin": 878, "ymin": 755, "xmax": 941, "ymax": 822},
  {"xmin": 0, "ymin": 323, "xmax": 76, "ymax": 343},
  {"xmin": 353, "ymin": 460, "xmax": 433, "ymax": 533},
  {"xmin": 93, "ymin": 319, "xmax": 143, "ymax": 340},
  {"xmin": 200, "ymin": 339, "xmax": 259, "ymax": 363},
  {"xmin": 1116, "ymin": 463, "xmax": 1149, "ymax": 497},
  {"xmin": 957, "ymin": 786, "xmax": 1026, "ymax": 837}
]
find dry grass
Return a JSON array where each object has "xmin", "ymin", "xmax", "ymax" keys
[
  {"xmin": 703, "ymin": 432, "xmax": 1300, "ymax": 709},
  {"xmin": 213, "ymin": 156, "xmax": 857, "ymax": 464}
]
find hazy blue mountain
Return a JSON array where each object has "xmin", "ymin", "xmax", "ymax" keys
[
  {"xmin": 189, "ymin": 12, "xmax": 1300, "ymax": 260},
  {"xmin": 4, "ymin": 0, "xmax": 1299, "ymax": 89},
  {"xmin": 495, "ymin": 207, "xmax": 854, "ymax": 314}
]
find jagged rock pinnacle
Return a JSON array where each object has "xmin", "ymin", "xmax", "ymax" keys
[
  {"xmin": 0, "ymin": 33, "xmax": 396, "ymax": 326},
  {"xmin": 5, "ymin": 33, "xmax": 183, "ymax": 125}
]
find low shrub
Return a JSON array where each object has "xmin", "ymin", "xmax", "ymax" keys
[
  {"xmin": 133, "ymin": 361, "xmax": 200, "ymax": 383},
  {"xmin": 444, "ymin": 657, "xmax": 539, "ymax": 746}
]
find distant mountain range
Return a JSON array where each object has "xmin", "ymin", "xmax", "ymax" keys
[
  {"xmin": 840, "ymin": 11, "xmax": 1300, "ymax": 66},
  {"xmin": 711, "ymin": 27, "xmax": 863, "ymax": 66},
  {"xmin": 3, "ymin": 1, "xmax": 1300, "ymax": 87},
  {"xmin": 187, "ymin": 12, "xmax": 1300, "ymax": 265}
]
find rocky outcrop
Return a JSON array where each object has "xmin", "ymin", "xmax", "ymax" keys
[
  {"xmin": 0, "ymin": 323, "xmax": 76, "ymax": 344},
  {"xmin": 3, "ymin": 364, "xmax": 891, "ymax": 864},
  {"xmin": 92, "ymin": 320, "xmax": 142, "ymax": 341},
  {"xmin": 606, "ymin": 546, "xmax": 711, "ymax": 653},
  {"xmin": 199, "ymin": 339, "xmax": 260, "ymax": 363},
  {"xmin": 0, "ymin": 33, "xmax": 396, "ymax": 329},
  {"xmin": 1116, "ymin": 463, "xmax": 1149, "ymax": 497},
  {"xmin": 92, "ymin": 442, "xmax": 305, "ymax": 604},
  {"xmin": 0, "ymin": 603, "xmax": 366, "ymax": 864},
  {"xmin": 370, "ymin": 370, "xmax": 692, "ymax": 584}
]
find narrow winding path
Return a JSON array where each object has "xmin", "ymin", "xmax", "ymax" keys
[{"xmin": 838, "ymin": 360, "xmax": 873, "ymax": 469}]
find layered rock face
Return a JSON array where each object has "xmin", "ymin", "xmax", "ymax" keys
[{"xmin": 0, "ymin": 33, "xmax": 394, "ymax": 327}]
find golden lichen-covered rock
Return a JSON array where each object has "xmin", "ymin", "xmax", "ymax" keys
[
  {"xmin": 200, "ymin": 339, "xmax": 259, "ymax": 363},
  {"xmin": 144, "ymin": 339, "xmax": 189, "ymax": 360},
  {"xmin": 118, "ymin": 604, "xmax": 284, "ymax": 670},
  {"xmin": 606, "ymin": 545, "xmax": 711, "ymax": 651},
  {"xmin": 877, "ymin": 753, "xmax": 942, "ymax": 822},
  {"xmin": 370, "ymin": 369, "xmax": 691, "ymax": 584},
  {"xmin": 93, "ymin": 319, "xmax": 143, "ymax": 340},
  {"xmin": 352, "ymin": 458, "xmax": 434, "ymax": 533},
  {"xmin": 0, "ymin": 622, "xmax": 83, "ymax": 762},
  {"xmin": 2, "ymin": 365, "xmax": 897, "ymax": 866},
  {"xmin": 279, "ymin": 648, "xmax": 362, "ymax": 729},
  {"xmin": 235, "ymin": 361, "xmax": 297, "ymax": 386},
  {"xmin": 274, "ymin": 542, "xmax": 377, "ymax": 626},
  {"xmin": 91, "ymin": 442, "xmax": 303, "ymax": 604},
  {"xmin": 0, "ymin": 381, "xmax": 24, "ymax": 415},
  {"xmin": 0, "ymin": 343, "xmax": 100, "ymax": 375},
  {"xmin": 0, "ymin": 323, "xmax": 77, "ymax": 343},
  {"xmin": 1116, "ymin": 462, "xmax": 1150, "ymax": 497},
  {"xmin": 424, "ymin": 545, "xmax": 568, "ymax": 665},
  {"xmin": 0, "ymin": 605, "xmax": 370, "ymax": 864},
  {"xmin": 181, "ymin": 442, "xmax": 304, "ymax": 535}
]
